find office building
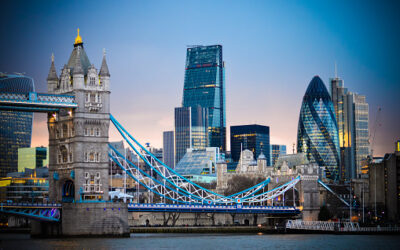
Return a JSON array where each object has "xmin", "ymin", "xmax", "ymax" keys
[
  {"xmin": 270, "ymin": 144, "xmax": 287, "ymax": 166},
  {"xmin": 174, "ymin": 106, "xmax": 208, "ymax": 165},
  {"xmin": 163, "ymin": 131, "xmax": 175, "ymax": 168},
  {"xmin": 18, "ymin": 147, "xmax": 48, "ymax": 172},
  {"xmin": 330, "ymin": 73, "xmax": 369, "ymax": 180},
  {"xmin": 230, "ymin": 124, "xmax": 270, "ymax": 165},
  {"xmin": 368, "ymin": 141, "xmax": 400, "ymax": 222},
  {"xmin": 182, "ymin": 45, "xmax": 226, "ymax": 151},
  {"xmin": 297, "ymin": 76, "xmax": 340, "ymax": 180},
  {"xmin": 0, "ymin": 74, "xmax": 34, "ymax": 177}
]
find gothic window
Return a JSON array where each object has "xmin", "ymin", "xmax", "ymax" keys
[
  {"xmin": 90, "ymin": 128, "xmax": 94, "ymax": 136},
  {"xmin": 96, "ymin": 185, "xmax": 100, "ymax": 192},
  {"xmin": 71, "ymin": 126, "xmax": 75, "ymax": 137},
  {"xmin": 85, "ymin": 172, "xmax": 89, "ymax": 179},
  {"xmin": 60, "ymin": 146, "xmax": 68, "ymax": 163},
  {"xmin": 90, "ymin": 77, "xmax": 96, "ymax": 86},
  {"xmin": 85, "ymin": 93, "xmax": 90, "ymax": 103},
  {"xmin": 96, "ymin": 172, "xmax": 100, "ymax": 179},
  {"xmin": 69, "ymin": 152, "xmax": 73, "ymax": 162},
  {"xmin": 56, "ymin": 129, "xmax": 60, "ymax": 139},
  {"xmin": 95, "ymin": 127, "xmax": 100, "ymax": 137},
  {"xmin": 84, "ymin": 152, "xmax": 88, "ymax": 162},
  {"xmin": 84, "ymin": 128, "xmax": 89, "ymax": 136},
  {"xmin": 89, "ymin": 152, "xmax": 95, "ymax": 162},
  {"xmin": 95, "ymin": 94, "xmax": 99, "ymax": 103},
  {"xmin": 62, "ymin": 124, "xmax": 68, "ymax": 138},
  {"xmin": 58, "ymin": 154, "xmax": 62, "ymax": 164},
  {"xmin": 90, "ymin": 93, "xmax": 95, "ymax": 103},
  {"xmin": 98, "ymin": 94, "xmax": 102, "ymax": 103}
]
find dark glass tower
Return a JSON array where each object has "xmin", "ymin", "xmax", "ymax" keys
[
  {"xmin": 0, "ymin": 74, "xmax": 34, "ymax": 177},
  {"xmin": 297, "ymin": 76, "xmax": 340, "ymax": 180},
  {"xmin": 230, "ymin": 125, "xmax": 270, "ymax": 165},
  {"xmin": 182, "ymin": 45, "xmax": 226, "ymax": 151},
  {"xmin": 174, "ymin": 106, "xmax": 208, "ymax": 165}
]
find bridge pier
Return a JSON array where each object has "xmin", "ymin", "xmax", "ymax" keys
[
  {"xmin": 61, "ymin": 202, "xmax": 129, "ymax": 237},
  {"xmin": 31, "ymin": 221, "xmax": 62, "ymax": 237}
]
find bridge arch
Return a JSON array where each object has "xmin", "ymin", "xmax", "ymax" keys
[{"xmin": 61, "ymin": 179, "xmax": 75, "ymax": 203}]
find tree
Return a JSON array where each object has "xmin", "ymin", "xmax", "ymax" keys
[
  {"xmin": 224, "ymin": 175, "xmax": 266, "ymax": 197},
  {"xmin": 318, "ymin": 205, "xmax": 332, "ymax": 221}
]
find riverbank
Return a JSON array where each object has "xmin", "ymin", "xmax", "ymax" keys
[{"xmin": 130, "ymin": 226, "xmax": 400, "ymax": 235}]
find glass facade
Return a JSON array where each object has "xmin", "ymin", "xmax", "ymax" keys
[
  {"xmin": 330, "ymin": 76, "xmax": 369, "ymax": 180},
  {"xmin": 174, "ymin": 106, "xmax": 208, "ymax": 165},
  {"xmin": 18, "ymin": 147, "xmax": 48, "ymax": 172},
  {"xmin": 270, "ymin": 144, "xmax": 287, "ymax": 166},
  {"xmin": 230, "ymin": 125, "xmax": 270, "ymax": 165},
  {"xmin": 163, "ymin": 131, "xmax": 175, "ymax": 168},
  {"xmin": 0, "ymin": 74, "xmax": 34, "ymax": 177},
  {"xmin": 174, "ymin": 147, "xmax": 220, "ymax": 177},
  {"xmin": 182, "ymin": 45, "xmax": 226, "ymax": 151},
  {"xmin": 297, "ymin": 76, "xmax": 340, "ymax": 180}
]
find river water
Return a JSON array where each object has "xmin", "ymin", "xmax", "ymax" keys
[{"xmin": 1, "ymin": 233, "xmax": 400, "ymax": 249}]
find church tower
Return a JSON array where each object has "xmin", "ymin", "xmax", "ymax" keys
[{"xmin": 47, "ymin": 29, "xmax": 111, "ymax": 202}]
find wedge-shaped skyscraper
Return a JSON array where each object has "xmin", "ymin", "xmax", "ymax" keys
[{"xmin": 297, "ymin": 76, "xmax": 340, "ymax": 180}]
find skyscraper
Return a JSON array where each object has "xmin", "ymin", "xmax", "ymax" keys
[
  {"xmin": 330, "ymin": 74, "xmax": 369, "ymax": 180},
  {"xmin": 0, "ymin": 74, "xmax": 34, "ymax": 177},
  {"xmin": 297, "ymin": 76, "xmax": 340, "ymax": 180},
  {"xmin": 162, "ymin": 131, "xmax": 174, "ymax": 168},
  {"xmin": 174, "ymin": 106, "xmax": 208, "ymax": 165},
  {"xmin": 182, "ymin": 45, "xmax": 226, "ymax": 151},
  {"xmin": 270, "ymin": 144, "xmax": 287, "ymax": 166},
  {"xmin": 230, "ymin": 124, "xmax": 270, "ymax": 165}
]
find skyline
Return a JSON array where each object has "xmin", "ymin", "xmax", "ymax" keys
[{"xmin": 1, "ymin": 0, "xmax": 399, "ymax": 156}]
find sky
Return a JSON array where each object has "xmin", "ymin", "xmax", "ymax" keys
[{"xmin": 1, "ymin": 0, "xmax": 399, "ymax": 156}]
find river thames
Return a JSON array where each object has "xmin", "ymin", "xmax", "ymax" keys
[{"xmin": 1, "ymin": 233, "xmax": 400, "ymax": 249}]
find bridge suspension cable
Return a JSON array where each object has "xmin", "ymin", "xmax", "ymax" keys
[{"xmin": 109, "ymin": 114, "xmax": 299, "ymax": 205}]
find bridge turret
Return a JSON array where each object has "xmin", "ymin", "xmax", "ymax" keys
[
  {"xmin": 47, "ymin": 53, "xmax": 58, "ymax": 93},
  {"xmin": 99, "ymin": 49, "xmax": 110, "ymax": 92},
  {"xmin": 72, "ymin": 47, "xmax": 85, "ymax": 90}
]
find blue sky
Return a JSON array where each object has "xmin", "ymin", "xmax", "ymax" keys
[{"xmin": 1, "ymin": 0, "xmax": 399, "ymax": 156}]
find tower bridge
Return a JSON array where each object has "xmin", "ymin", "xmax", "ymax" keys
[{"xmin": 0, "ymin": 30, "xmax": 347, "ymax": 236}]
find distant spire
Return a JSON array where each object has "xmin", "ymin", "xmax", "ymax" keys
[
  {"xmin": 47, "ymin": 53, "xmax": 58, "ymax": 81},
  {"xmin": 334, "ymin": 61, "xmax": 338, "ymax": 78},
  {"xmin": 99, "ymin": 48, "xmax": 110, "ymax": 77},
  {"xmin": 73, "ymin": 47, "xmax": 84, "ymax": 75}
]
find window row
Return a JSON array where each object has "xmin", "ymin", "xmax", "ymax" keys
[
  {"xmin": 84, "ymin": 127, "xmax": 101, "ymax": 137},
  {"xmin": 85, "ymin": 93, "xmax": 102, "ymax": 103},
  {"xmin": 84, "ymin": 152, "xmax": 101, "ymax": 162}
]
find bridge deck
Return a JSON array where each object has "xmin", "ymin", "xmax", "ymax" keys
[
  {"xmin": 128, "ymin": 203, "xmax": 300, "ymax": 214},
  {"xmin": 0, "ymin": 92, "xmax": 77, "ymax": 112}
]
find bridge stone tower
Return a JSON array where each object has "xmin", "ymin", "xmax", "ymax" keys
[{"xmin": 47, "ymin": 29, "xmax": 110, "ymax": 203}]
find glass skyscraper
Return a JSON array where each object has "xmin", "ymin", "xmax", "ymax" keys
[
  {"xmin": 297, "ymin": 76, "xmax": 340, "ymax": 180},
  {"xmin": 163, "ymin": 131, "xmax": 175, "ymax": 168},
  {"xmin": 230, "ymin": 124, "xmax": 271, "ymax": 165},
  {"xmin": 330, "ymin": 75, "xmax": 369, "ymax": 180},
  {"xmin": 0, "ymin": 74, "xmax": 34, "ymax": 177},
  {"xmin": 182, "ymin": 45, "xmax": 226, "ymax": 151},
  {"xmin": 270, "ymin": 144, "xmax": 287, "ymax": 166},
  {"xmin": 174, "ymin": 106, "xmax": 208, "ymax": 165}
]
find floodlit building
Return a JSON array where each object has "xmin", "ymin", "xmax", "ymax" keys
[
  {"xmin": 230, "ymin": 124, "xmax": 271, "ymax": 165},
  {"xmin": 0, "ymin": 74, "xmax": 34, "ymax": 177},
  {"xmin": 17, "ymin": 147, "xmax": 48, "ymax": 172},
  {"xmin": 297, "ymin": 76, "xmax": 340, "ymax": 180},
  {"xmin": 182, "ymin": 45, "xmax": 226, "ymax": 151},
  {"xmin": 330, "ymin": 73, "xmax": 369, "ymax": 180}
]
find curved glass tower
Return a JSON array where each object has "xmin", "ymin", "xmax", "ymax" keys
[
  {"xmin": 297, "ymin": 76, "xmax": 340, "ymax": 180},
  {"xmin": 0, "ymin": 74, "xmax": 34, "ymax": 177}
]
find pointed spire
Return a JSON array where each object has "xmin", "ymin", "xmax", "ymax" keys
[
  {"xmin": 47, "ymin": 53, "xmax": 58, "ymax": 81},
  {"xmin": 99, "ymin": 48, "xmax": 110, "ymax": 77},
  {"xmin": 334, "ymin": 61, "xmax": 337, "ymax": 78},
  {"xmin": 73, "ymin": 47, "xmax": 84, "ymax": 75}
]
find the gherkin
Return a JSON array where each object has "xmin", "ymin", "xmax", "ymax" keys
[{"xmin": 297, "ymin": 76, "xmax": 340, "ymax": 180}]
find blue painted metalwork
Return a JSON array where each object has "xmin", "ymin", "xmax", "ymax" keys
[
  {"xmin": 0, "ymin": 203, "xmax": 61, "ymax": 222},
  {"xmin": 128, "ymin": 203, "xmax": 300, "ymax": 215},
  {"xmin": 0, "ymin": 91, "xmax": 78, "ymax": 112}
]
